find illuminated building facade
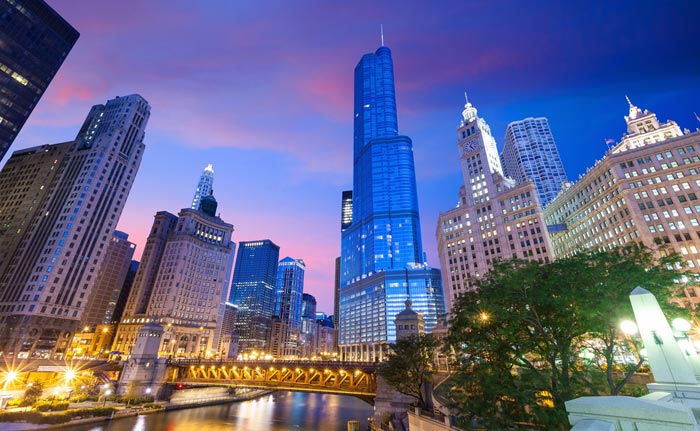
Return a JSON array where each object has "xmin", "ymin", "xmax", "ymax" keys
[
  {"xmin": 0, "ymin": 0, "xmax": 79, "ymax": 160},
  {"xmin": 501, "ymin": 117, "xmax": 568, "ymax": 207},
  {"xmin": 0, "ymin": 94, "xmax": 149, "ymax": 358},
  {"xmin": 191, "ymin": 163, "xmax": 214, "ymax": 210},
  {"xmin": 339, "ymin": 44, "xmax": 444, "ymax": 361},
  {"xmin": 113, "ymin": 194, "xmax": 235, "ymax": 358},
  {"xmin": 436, "ymin": 99, "xmax": 553, "ymax": 315},
  {"xmin": 544, "ymin": 100, "xmax": 700, "ymax": 308},
  {"xmin": 272, "ymin": 256, "xmax": 305, "ymax": 358},
  {"xmin": 228, "ymin": 239, "xmax": 280, "ymax": 354}
]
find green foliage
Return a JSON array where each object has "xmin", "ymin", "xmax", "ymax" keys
[
  {"xmin": 142, "ymin": 402, "xmax": 161, "ymax": 409},
  {"xmin": 33, "ymin": 400, "xmax": 69, "ymax": 412},
  {"xmin": 23, "ymin": 381, "xmax": 43, "ymax": 406},
  {"xmin": 0, "ymin": 407, "xmax": 116, "ymax": 424},
  {"xmin": 117, "ymin": 394, "xmax": 154, "ymax": 405},
  {"xmin": 378, "ymin": 333, "xmax": 440, "ymax": 410},
  {"xmin": 444, "ymin": 245, "xmax": 688, "ymax": 430}
]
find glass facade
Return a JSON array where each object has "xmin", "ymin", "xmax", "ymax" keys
[
  {"xmin": 501, "ymin": 118, "xmax": 568, "ymax": 207},
  {"xmin": 273, "ymin": 257, "xmax": 305, "ymax": 357},
  {"xmin": 339, "ymin": 45, "xmax": 445, "ymax": 360},
  {"xmin": 0, "ymin": 0, "xmax": 79, "ymax": 160},
  {"xmin": 228, "ymin": 240, "xmax": 280, "ymax": 353}
]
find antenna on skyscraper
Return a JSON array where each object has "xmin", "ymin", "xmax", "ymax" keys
[
  {"xmin": 380, "ymin": 24, "xmax": 384, "ymax": 46},
  {"xmin": 625, "ymin": 95, "xmax": 633, "ymax": 107},
  {"xmin": 464, "ymin": 92, "xmax": 469, "ymax": 104}
]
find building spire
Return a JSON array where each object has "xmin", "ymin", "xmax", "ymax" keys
[
  {"xmin": 624, "ymin": 95, "xmax": 644, "ymax": 121},
  {"xmin": 380, "ymin": 24, "xmax": 384, "ymax": 46},
  {"xmin": 461, "ymin": 92, "xmax": 478, "ymax": 123}
]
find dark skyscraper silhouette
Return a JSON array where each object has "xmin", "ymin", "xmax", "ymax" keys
[{"xmin": 0, "ymin": 0, "xmax": 79, "ymax": 160}]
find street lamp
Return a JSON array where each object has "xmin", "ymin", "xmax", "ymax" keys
[
  {"xmin": 2, "ymin": 370, "xmax": 17, "ymax": 392},
  {"xmin": 620, "ymin": 320, "xmax": 638, "ymax": 336}
]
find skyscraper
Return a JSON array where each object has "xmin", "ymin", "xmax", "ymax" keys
[
  {"xmin": 191, "ymin": 163, "xmax": 214, "ymax": 210},
  {"xmin": 113, "ymin": 194, "xmax": 235, "ymax": 359},
  {"xmin": 436, "ymin": 99, "xmax": 553, "ymax": 315},
  {"xmin": 501, "ymin": 117, "xmax": 568, "ymax": 207},
  {"xmin": 0, "ymin": 94, "xmax": 150, "ymax": 358},
  {"xmin": 339, "ymin": 44, "xmax": 445, "ymax": 361},
  {"xmin": 228, "ymin": 239, "xmax": 280, "ymax": 354},
  {"xmin": 272, "ymin": 256, "xmax": 305, "ymax": 358},
  {"xmin": 0, "ymin": 0, "xmax": 79, "ymax": 160},
  {"xmin": 82, "ymin": 231, "xmax": 136, "ymax": 328},
  {"xmin": 299, "ymin": 292, "xmax": 317, "ymax": 358}
]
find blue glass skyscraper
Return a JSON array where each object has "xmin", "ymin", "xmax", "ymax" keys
[
  {"xmin": 228, "ymin": 240, "xmax": 280, "ymax": 354},
  {"xmin": 339, "ymin": 45, "xmax": 445, "ymax": 361}
]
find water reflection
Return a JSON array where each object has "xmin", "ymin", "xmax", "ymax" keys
[{"xmin": 61, "ymin": 392, "xmax": 373, "ymax": 431}]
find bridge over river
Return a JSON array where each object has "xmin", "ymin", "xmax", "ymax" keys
[{"xmin": 168, "ymin": 359, "xmax": 378, "ymax": 398}]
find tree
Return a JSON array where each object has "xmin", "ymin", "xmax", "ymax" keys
[
  {"xmin": 22, "ymin": 381, "xmax": 43, "ymax": 407},
  {"xmin": 378, "ymin": 333, "xmax": 439, "ymax": 410},
  {"xmin": 444, "ymin": 245, "xmax": 688, "ymax": 430}
]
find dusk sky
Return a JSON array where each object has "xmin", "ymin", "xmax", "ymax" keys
[{"xmin": 3, "ymin": 0, "xmax": 699, "ymax": 314}]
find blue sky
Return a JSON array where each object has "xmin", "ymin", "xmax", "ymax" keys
[{"xmin": 4, "ymin": 0, "xmax": 699, "ymax": 312}]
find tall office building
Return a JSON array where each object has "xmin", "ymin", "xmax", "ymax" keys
[
  {"xmin": 0, "ymin": 0, "xmax": 79, "ymax": 160},
  {"xmin": 272, "ymin": 256, "xmax": 305, "ymax": 358},
  {"xmin": 544, "ymin": 99, "xmax": 700, "ymax": 309},
  {"xmin": 191, "ymin": 163, "xmax": 214, "ymax": 210},
  {"xmin": 501, "ymin": 117, "xmax": 568, "ymax": 207},
  {"xmin": 339, "ymin": 44, "xmax": 445, "ymax": 361},
  {"xmin": 299, "ymin": 293, "xmax": 317, "ymax": 358},
  {"xmin": 436, "ymin": 99, "xmax": 553, "ymax": 315},
  {"xmin": 82, "ymin": 231, "xmax": 136, "ymax": 328},
  {"xmin": 0, "ymin": 94, "xmax": 150, "ymax": 358},
  {"xmin": 228, "ymin": 239, "xmax": 280, "ymax": 353},
  {"xmin": 112, "ymin": 260, "xmax": 138, "ymax": 324},
  {"xmin": 113, "ymin": 194, "xmax": 235, "ymax": 358}
]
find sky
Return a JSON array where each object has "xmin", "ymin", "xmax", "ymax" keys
[{"xmin": 4, "ymin": 0, "xmax": 700, "ymax": 314}]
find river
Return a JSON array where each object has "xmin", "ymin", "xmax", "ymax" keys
[{"xmin": 61, "ymin": 392, "xmax": 374, "ymax": 431}]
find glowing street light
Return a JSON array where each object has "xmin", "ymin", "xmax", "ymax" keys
[
  {"xmin": 620, "ymin": 320, "xmax": 639, "ymax": 336},
  {"xmin": 672, "ymin": 318, "xmax": 691, "ymax": 333},
  {"xmin": 2, "ymin": 370, "xmax": 17, "ymax": 392}
]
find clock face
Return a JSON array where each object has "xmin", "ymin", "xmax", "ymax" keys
[{"xmin": 462, "ymin": 139, "xmax": 478, "ymax": 155}]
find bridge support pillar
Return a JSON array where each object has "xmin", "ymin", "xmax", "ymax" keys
[
  {"xmin": 374, "ymin": 375, "xmax": 416, "ymax": 426},
  {"xmin": 118, "ymin": 322, "xmax": 169, "ymax": 399}
]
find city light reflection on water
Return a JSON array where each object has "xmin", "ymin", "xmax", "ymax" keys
[{"xmin": 61, "ymin": 392, "xmax": 373, "ymax": 431}]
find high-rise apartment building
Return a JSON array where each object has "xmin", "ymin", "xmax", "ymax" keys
[
  {"xmin": 113, "ymin": 194, "xmax": 235, "ymax": 358},
  {"xmin": 0, "ymin": 94, "xmax": 150, "ymax": 358},
  {"xmin": 339, "ymin": 44, "xmax": 445, "ymax": 361},
  {"xmin": 436, "ymin": 100, "xmax": 554, "ymax": 315},
  {"xmin": 0, "ymin": 0, "xmax": 79, "ymax": 160},
  {"xmin": 191, "ymin": 163, "xmax": 214, "ymax": 211},
  {"xmin": 501, "ymin": 117, "xmax": 568, "ymax": 207},
  {"xmin": 82, "ymin": 231, "xmax": 135, "ymax": 328},
  {"xmin": 544, "ymin": 100, "xmax": 700, "ymax": 308},
  {"xmin": 228, "ymin": 239, "xmax": 280, "ymax": 353},
  {"xmin": 271, "ymin": 256, "xmax": 305, "ymax": 358}
]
